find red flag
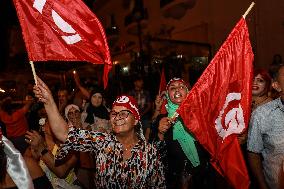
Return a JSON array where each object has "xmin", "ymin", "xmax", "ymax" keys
[
  {"xmin": 159, "ymin": 67, "xmax": 167, "ymax": 95},
  {"xmin": 13, "ymin": 0, "xmax": 112, "ymax": 88},
  {"xmin": 177, "ymin": 18, "xmax": 253, "ymax": 189}
]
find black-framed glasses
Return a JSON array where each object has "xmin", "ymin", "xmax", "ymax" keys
[{"xmin": 110, "ymin": 110, "xmax": 132, "ymax": 119}]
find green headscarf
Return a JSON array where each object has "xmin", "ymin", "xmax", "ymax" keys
[{"xmin": 166, "ymin": 94, "xmax": 200, "ymax": 167}]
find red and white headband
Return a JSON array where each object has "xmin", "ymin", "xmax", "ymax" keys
[
  {"xmin": 112, "ymin": 95, "xmax": 140, "ymax": 121},
  {"xmin": 166, "ymin": 77, "xmax": 189, "ymax": 91}
]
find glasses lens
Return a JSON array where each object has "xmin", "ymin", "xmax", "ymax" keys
[
  {"xmin": 119, "ymin": 110, "xmax": 130, "ymax": 119},
  {"xmin": 110, "ymin": 111, "xmax": 118, "ymax": 118},
  {"xmin": 110, "ymin": 110, "xmax": 131, "ymax": 119}
]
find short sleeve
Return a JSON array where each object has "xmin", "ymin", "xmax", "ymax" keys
[
  {"xmin": 247, "ymin": 110, "xmax": 264, "ymax": 153},
  {"xmin": 55, "ymin": 127, "xmax": 107, "ymax": 161}
]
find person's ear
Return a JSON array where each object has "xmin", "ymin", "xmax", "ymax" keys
[
  {"xmin": 272, "ymin": 81, "xmax": 282, "ymax": 92},
  {"xmin": 134, "ymin": 119, "xmax": 138, "ymax": 125}
]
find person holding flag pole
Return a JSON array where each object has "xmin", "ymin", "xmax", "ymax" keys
[
  {"xmin": 32, "ymin": 76, "xmax": 166, "ymax": 188},
  {"xmin": 13, "ymin": 0, "xmax": 113, "ymax": 88},
  {"xmin": 155, "ymin": 2, "xmax": 255, "ymax": 189},
  {"xmin": 154, "ymin": 78, "xmax": 215, "ymax": 189}
]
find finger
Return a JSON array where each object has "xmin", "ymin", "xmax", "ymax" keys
[
  {"xmin": 25, "ymin": 135, "xmax": 33, "ymax": 143},
  {"xmin": 26, "ymin": 130, "xmax": 34, "ymax": 136},
  {"xmin": 25, "ymin": 138, "xmax": 32, "ymax": 144},
  {"xmin": 29, "ymin": 130, "xmax": 39, "ymax": 136}
]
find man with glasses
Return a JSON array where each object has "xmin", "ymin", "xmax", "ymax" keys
[{"xmin": 33, "ymin": 76, "xmax": 166, "ymax": 189}]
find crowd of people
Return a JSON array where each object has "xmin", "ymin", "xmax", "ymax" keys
[{"xmin": 0, "ymin": 61, "xmax": 284, "ymax": 189}]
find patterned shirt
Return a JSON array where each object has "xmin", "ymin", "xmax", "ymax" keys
[
  {"xmin": 247, "ymin": 98, "xmax": 284, "ymax": 189},
  {"xmin": 55, "ymin": 128, "xmax": 166, "ymax": 189}
]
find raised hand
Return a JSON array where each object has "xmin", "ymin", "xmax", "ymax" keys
[
  {"xmin": 33, "ymin": 76, "xmax": 54, "ymax": 105},
  {"xmin": 73, "ymin": 71, "xmax": 81, "ymax": 86},
  {"xmin": 33, "ymin": 76, "xmax": 69, "ymax": 143},
  {"xmin": 158, "ymin": 117, "xmax": 172, "ymax": 134},
  {"xmin": 154, "ymin": 95, "xmax": 163, "ymax": 111},
  {"xmin": 25, "ymin": 130, "xmax": 47, "ymax": 159}
]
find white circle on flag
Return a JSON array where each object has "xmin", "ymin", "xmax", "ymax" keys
[
  {"xmin": 215, "ymin": 93, "xmax": 245, "ymax": 140},
  {"xmin": 116, "ymin": 96, "xmax": 130, "ymax": 103}
]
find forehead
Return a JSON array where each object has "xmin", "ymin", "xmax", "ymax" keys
[
  {"xmin": 92, "ymin": 93, "xmax": 102, "ymax": 97},
  {"xmin": 68, "ymin": 107, "xmax": 78, "ymax": 112},
  {"xmin": 168, "ymin": 81, "xmax": 186, "ymax": 87},
  {"xmin": 58, "ymin": 90, "xmax": 67, "ymax": 95},
  {"xmin": 112, "ymin": 105, "xmax": 128, "ymax": 112},
  {"xmin": 255, "ymin": 74, "xmax": 264, "ymax": 79}
]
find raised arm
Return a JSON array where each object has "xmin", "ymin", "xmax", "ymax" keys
[
  {"xmin": 73, "ymin": 72, "xmax": 90, "ymax": 99},
  {"xmin": 33, "ymin": 76, "xmax": 68, "ymax": 142}
]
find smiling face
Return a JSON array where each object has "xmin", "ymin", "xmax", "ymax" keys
[
  {"xmin": 91, "ymin": 93, "xmax": 103, "ymax": 107},
  {"xmin": 167, "ymin": 81, "xmax": 188, "ymax": 105},
  {"xmin": 110, "ymin": 106, "xmax": 138, "ymax": 135},
  {"xmin": 252, "ymin": 74, "xmax": 268, "ymax": 96},
  {"xmin": 67, "ymin": 107, "xmax": 81, "ymax": 126},
  {"xmin": 58, "ymin": 90, "xmax": 68, "ymax": 105}
]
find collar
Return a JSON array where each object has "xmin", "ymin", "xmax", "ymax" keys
[{"xmin": 275, "ymin": 98, "xmax": 284, "ymax": 112}]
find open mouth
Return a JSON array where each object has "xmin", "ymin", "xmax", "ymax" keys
[
  {"xmin": 174, "ymin": 92, "xmax": 182, "ymax": 98},
  {"xmin": 252, "ymin": 86, "xmax": 259, "ymax": 90}
]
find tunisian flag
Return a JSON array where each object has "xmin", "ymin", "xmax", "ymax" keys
[
  {"xmin": 177, "ymin": 18, "xmax": 253, "ymax": 189},
  {"xmin": 13, "ymin": 0, "xmax": 112, "ymax": 88},
  {"xmin": 159, "ymin": 67, "xmax": 167, "ymax": 95}
]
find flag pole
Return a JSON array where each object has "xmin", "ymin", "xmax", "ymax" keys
[
  {"xmin": 29, "ymin": 61, "xmax": 38, "ymax": 86},
  {"xmin": 243, "ymin": 2, "xmax": 255, "ymax": 19},
  {"xmin": 170, "ymin": 2, "xmax": 255, "ymax": 123}
]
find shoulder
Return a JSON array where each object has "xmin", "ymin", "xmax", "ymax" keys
[
  {"xmin": 252, "ymin": 98, "xmax": 281, "ymax": 118},
  {"xmin": 69, "ymin": 127, "xmax": 109, "ymax": 138},
  {"xmin": 145, "ymin": 142, "xmax": 161, "ymax": 155}
]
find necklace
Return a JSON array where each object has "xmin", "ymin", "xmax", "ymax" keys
[
  {"xmin": 123, "ymin": 142, "xmax": 137, "ymax": 151},
  {"xmin": 252, "ymin": 96, "xmax": 269, "ymax": 108}
]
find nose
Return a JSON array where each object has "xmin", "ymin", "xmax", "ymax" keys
[{"xmin": 252, "ymin": 79, "xmax": 257, "ymax": 84}]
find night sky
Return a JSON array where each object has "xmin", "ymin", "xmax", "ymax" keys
[{"xmin": 0, "ymin": 0, "xmax": 19, "ymax": 72}]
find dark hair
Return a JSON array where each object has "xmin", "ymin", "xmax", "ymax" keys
[
  {"xmin": 132, "ymin": 74, "xmax": 143, "ymax": 82},
  {"xmin": 85, "ymin": 86, "xmax": 109, "ymax": 124},
  {"xmin": 272, "ymin": 54, "xmax": 282, "ymax": 65},
  {"xmin": 270, "ymin": 64, "xmax": 284, "ymax": 80},
  {"xmin": 1, "ymin": 97, "xmax": 14, "ymax": 115}
]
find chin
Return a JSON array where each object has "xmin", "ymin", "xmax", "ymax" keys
[
  {"xmin": 172, "ymin": 99, "xmax": 183, "ymax": 105},
  {"xmin": 252, "ymin": 92, "xmax": 264, "ymax": 96},
  {"xmin": 112, "ymin": 127, "xmax": 125, "ymax": 134}
]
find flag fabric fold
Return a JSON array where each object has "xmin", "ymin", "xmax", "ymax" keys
[
  {"xmin": 177, "ymin": 18, "xmax": 253, "ymax": 189},
  {"xmin": 159, "ymin": 67, "xmax": 167, "ymax": 95},
  {"xmin": 13, "ymin": 0, "xmax": 112, "ymax": 88}
]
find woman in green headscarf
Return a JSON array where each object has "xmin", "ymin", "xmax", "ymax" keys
[{"xmin": 155, "ymin": 78, "xmax": 211, "ymax": 189}]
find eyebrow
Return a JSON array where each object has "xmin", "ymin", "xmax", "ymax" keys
[{"xmin": 110, "ymin": 110, "xmax": 132, "ymax": 113}]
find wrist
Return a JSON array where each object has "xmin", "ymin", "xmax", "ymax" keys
[{"xmin": 158, "ymin": 132, "xmax": 164, "ymax": 140}]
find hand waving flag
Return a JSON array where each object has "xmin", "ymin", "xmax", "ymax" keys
[
  {"xmin": 177, "ymin": 18, "xmax": 253, "ymax": 189},
  {"xmin": 13, "ymin": 0, "xmax": 112, "ymax": 88}
]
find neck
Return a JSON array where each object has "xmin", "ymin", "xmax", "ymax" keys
[
  {"xmin": 116, "ymin": 131, "xmax": 138, "ymax": 145},
  {"xmin": 252, "ymin": 95, "xmax": 268, "ymax": 102},
  {"xmin": 252, "ymin": 95, "xmax": 269, "ymax": 108}
]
